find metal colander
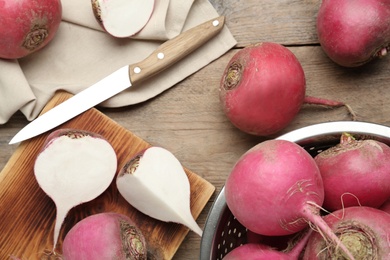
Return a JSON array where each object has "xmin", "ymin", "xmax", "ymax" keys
[{"xmin": 200, "ymin": 121, "xmax": 390, "ymax": 260}]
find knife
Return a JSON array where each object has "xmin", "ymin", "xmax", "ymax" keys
[{"xmin": 9, "ymin": 16, "xmax": 225, "ymax": 144}]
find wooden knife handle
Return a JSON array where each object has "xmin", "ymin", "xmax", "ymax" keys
[{"xmin": 128, "ymin": 16, "xmax": 225, "ymax": 85}]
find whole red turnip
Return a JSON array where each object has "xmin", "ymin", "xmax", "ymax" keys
[
  {"xmin": 224, "ymin": 139, "xmax": 355, "ymax": 259},
  {"xmin": 303, "ymin": 206, "xmax": 390, "ymax": 259},
  {"xmin": 62, "ymin": 212, "xmax": 147, "ymax": 259},
  {"xmin": 219, "ymin": 42, "xmax": 354, "ymax": 136},
  {"xmin": 314, "ymin": 133, "xmax": 390, "ymax": 211},
  {"xmin": 317, "ymin": 0, "xmax": 390, "ymax": 67},
  {"xmin": 0, "ymin": 0, "xmax": 62, "ymax": 59}
]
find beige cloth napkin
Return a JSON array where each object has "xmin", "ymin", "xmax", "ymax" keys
[{"xmin": 0, "ymin": 0, "xmax": 236, "ymax": 124}]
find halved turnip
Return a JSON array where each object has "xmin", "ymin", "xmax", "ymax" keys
[
  {"xmin": 116, "ymin": 146, "xmax": 203, "ymax": 236},
  {"xmin": 91, "ymin": 0, "xmax": 155, "ymax": 38},
  {"xmin": 34, "ymin": 129, "xmax": 117, "ymax": 250}
]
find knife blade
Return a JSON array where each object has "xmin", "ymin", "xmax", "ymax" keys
[{"xmin": 9, "ymin": 16, "xmax": 225, "ymax": 144}]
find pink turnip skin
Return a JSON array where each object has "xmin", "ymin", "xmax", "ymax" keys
[
  {"xmin": 219, "ymin": 42, "xmax": 306, "ymax": 136},
  {"xmin": 0, "ymin": 0, "xmax": 62, "ymax": 59},
  {"xmin": 224, "ymin": 139, "xmax": 355, "ymax": 259},
  {"xmin": 223, "ymin": 244, "xmax": 289, "ymax": 260},
  {"xmin": 62, "ymin": 212, "xmax": 147, "ymax": 260},
  {"xmin": 219, "ymin": 42, "xmax": 355, "ymax": 136},
  {"xmin": 224, "ymin": 229, "xmax": 312, "ymax": 260},
  {"xmin": 314, "ymin": 133, "xmax": 390, "ymax": 211},
  {"xmin": 225, "ymin": 139, "xmax": 324, "ymax": 236},
  {"xmin": 42, "ymin": 128, "xmax": 106, "ymax": 148},
  {"xmin": 317, "ymin": 0, "xmax": 390, "ymax": 67},
  {"xmin": 303, "ymin": 206, "xmax": 390, "ymax": 259}
]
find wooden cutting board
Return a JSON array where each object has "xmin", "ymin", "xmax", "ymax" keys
[{"xmin": 0, "ymin": 91, "xmax": 215, "ymax": 259}]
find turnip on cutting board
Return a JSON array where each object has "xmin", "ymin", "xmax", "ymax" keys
[{"xmin": 0, "ymin": 91, "xmax": 215, "ymax": 259}]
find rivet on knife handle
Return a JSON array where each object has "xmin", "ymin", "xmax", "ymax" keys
[{"xmin": 129, "ymin": 16, "xmax": 225, "ymax": 85}]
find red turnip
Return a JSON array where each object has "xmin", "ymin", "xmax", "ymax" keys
[
  {"xmin": 314, "ymin": 133, "xmax": 390, "ymax": 211},
  {"xmin": 224, "ymin": 139, "xmax": 355, "ymax": 259},
  {"xmin": 0, "ymin": 0, "xmax": 62, "ymax": 59},
  {"xmin": 92, "ymin": 0, "xmax": 155, "ymax": 38},
  {"xmin": 219, "ymin": 42, "xmax": 355, "ymax": 136},
  {"xmin": 223, "ymin": 229, "xmax": 312, "ymax": 260},
  {"xmin": 34, "ymin": 129, "xmax": 117, "ymax": 251},
  {"xmin": 62, "ymin": 212, "xmax": 146, "ymax": 259},
  {"xmin": 303, "ymin": 206, "xmax": 390, "ymax": 259},
  {"xmin": 317, "ymin": 0, "xmax": 390, "ymax": 67}
]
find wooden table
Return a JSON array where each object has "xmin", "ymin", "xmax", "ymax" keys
[{"xmin": 1, "ymin": 1, "xmax": 390, "ymax": 259}]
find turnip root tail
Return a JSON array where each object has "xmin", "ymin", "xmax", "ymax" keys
[
  {"xmin": 303, "ymin": 203, "xmax": 355, "ymax": 260},
  {"xmin": 180, "ymin": 210, "xmax": 203, "ymax": 237},
  {"xmin": 304, "ymin": 96, "xmax": 357, "ymax": 121},
  {"xmin": 53, "ymin": 205, "xmax": 71, "ymax": 251}
]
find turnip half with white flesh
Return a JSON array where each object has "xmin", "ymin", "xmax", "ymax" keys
[
  {"xmin": 34, "ymin": 129, "xmax": 117, "ymax": 250},
  {"xmin": 92, "ymin": 0, "xmax": 155, "ymax": 38},
  {"xmin": 117, "ymin": 146, "xmax": 203, "ymax": 236}
]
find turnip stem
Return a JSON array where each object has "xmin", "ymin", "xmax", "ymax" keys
[
  {"xmin": 304, "ymin": 96, "xmax": 344, "ymax": 107},
  {"xmin": 304, "ymin": 96, "xmax": 357, "ymax": 121}
]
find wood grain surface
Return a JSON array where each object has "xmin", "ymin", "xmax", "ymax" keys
[
  {"xmin": 0, "ymin": 92, "xmax": 215, "ymax": 259},
  {"xmin": 1, "ymin": 1, "xmax": 390, "ymax": 259}
]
